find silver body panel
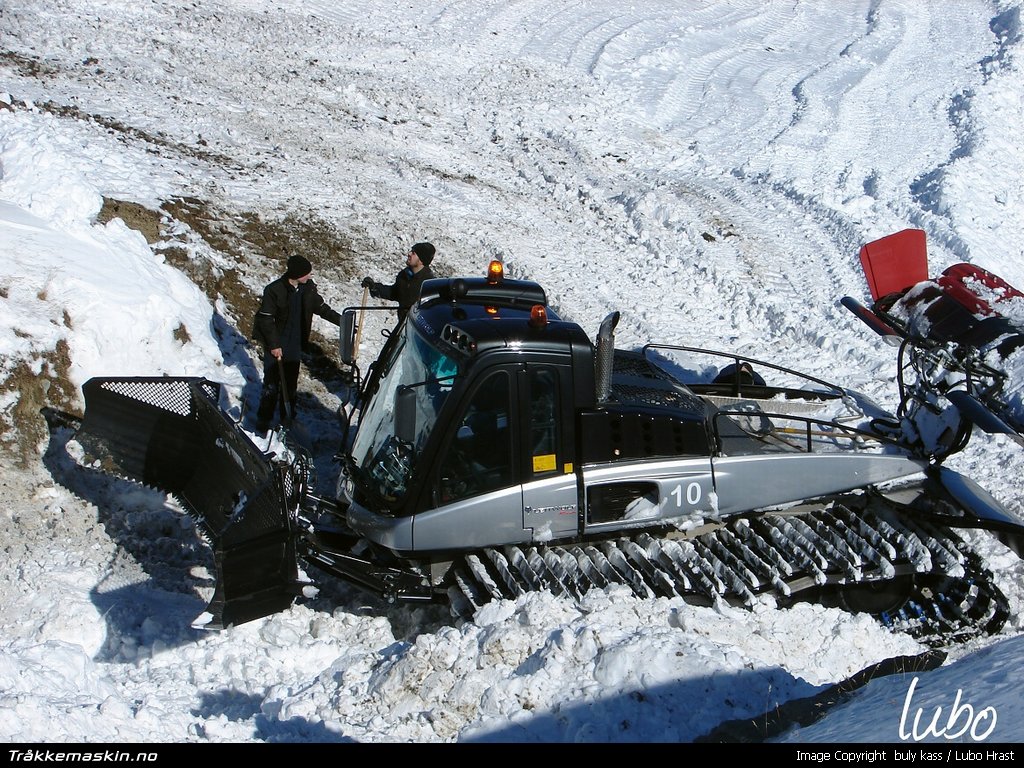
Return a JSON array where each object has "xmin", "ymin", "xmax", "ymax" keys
[{"xmin": 347, "ymin": 449, "xmax": 928, "ymax": 552}]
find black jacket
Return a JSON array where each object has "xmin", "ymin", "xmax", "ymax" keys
[
  {"xmin": 252, "ymin": 275, "xmax": 341, "ymax": 353},
  {"xmin": 370, "ymin": 265, "xmax": 435, "ymax": 320}
]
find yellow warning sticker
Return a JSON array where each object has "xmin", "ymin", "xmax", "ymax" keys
[{"xmin": 532, "ymin": 454, "xmax": 557, "ymax": 473}]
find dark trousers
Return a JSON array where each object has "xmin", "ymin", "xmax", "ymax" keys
[{"xmin": 256, "ymin": 357, "xmax": 300, "ymax": 425}]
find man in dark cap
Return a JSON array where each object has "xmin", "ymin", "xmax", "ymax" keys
[
  {"xmin": 362, "ymin": 242, "xmax": 436, "ymax": 324},
  {"xmin": 251, "ymin": 254, "xmax": 341, "ymax": 433}
]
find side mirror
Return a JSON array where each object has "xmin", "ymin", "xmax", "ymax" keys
[
  {"xmin": 395, "ymin": 386, "xmax": 417, "ymax": 444},
  {"xmin": 339, "ymin": 310, "xmax": 357, "ymax": 365}
]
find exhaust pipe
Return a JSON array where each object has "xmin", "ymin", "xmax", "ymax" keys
[{"xmin": 595, "ymin": 311, "xmax": 620, "ymax": 403}]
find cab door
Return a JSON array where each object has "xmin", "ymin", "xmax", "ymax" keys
[
  {"xmin": 413, "ymin": 362, "xmax": 578, "ymax": 550},
  {"xmin": 415, "ymin": 366, "xmax": 525, "ymax": 550}
]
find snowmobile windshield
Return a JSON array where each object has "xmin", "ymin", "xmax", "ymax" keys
[{"xmin": 350, "ymin": 324, "xmax": 458, "ymax": 506}]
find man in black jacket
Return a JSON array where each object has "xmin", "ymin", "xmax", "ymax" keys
[
  {"xmin": 251, "ymin": 254, "xmax": 341, "ymax": 433},
  {"xmin": 362, "ymin": 242, "xmax": 436, "ymax": 324}
]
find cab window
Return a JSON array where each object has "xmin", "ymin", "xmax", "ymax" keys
[
  {"xmin": 438, "ymin": 371, "xmax": 514, "ymax": 503},
  {"xmin": 528, "ymin": 367, "xmax": 559, "ymax": 476}
]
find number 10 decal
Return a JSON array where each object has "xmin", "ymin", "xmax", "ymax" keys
[{"xmin": 671, "ymin": 482, "xmax": 702, "ymax": 508}]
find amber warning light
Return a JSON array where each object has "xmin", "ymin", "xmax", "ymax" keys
[
  {"xmin": 529, "ymin": 304, "xmax": 548, "ymax": 328},
  {"xmin": 487, "ymin": 260, "xmax": 504, "ymax": 284}
]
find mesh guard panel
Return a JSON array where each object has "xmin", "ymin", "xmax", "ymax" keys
[{"xmin": 77, "ymin": 376, "xmax": 299, "ymax": 628}]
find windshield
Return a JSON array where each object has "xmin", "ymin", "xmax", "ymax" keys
[{"xmin": 350, "ymin": 324, "xmax": 458, "ymax": 505}]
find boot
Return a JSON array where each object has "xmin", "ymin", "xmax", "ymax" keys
[{"xmin": 254, "ymin": 383, "xmax": 280, "ymax": 433}]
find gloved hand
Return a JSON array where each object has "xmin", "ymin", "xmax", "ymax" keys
[{"xmin": 361, "ymin": 276, "xmax": 374, "ymax": 289}]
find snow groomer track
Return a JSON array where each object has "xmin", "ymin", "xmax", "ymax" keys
[{"xmin": 451, "ymin": 500, "xmax": 1009, "ymax": 646}]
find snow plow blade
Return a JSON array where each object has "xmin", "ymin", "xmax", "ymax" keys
[{"xmin": 76, "ymin": 377, "xmax": 300, "ymax": 629}]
